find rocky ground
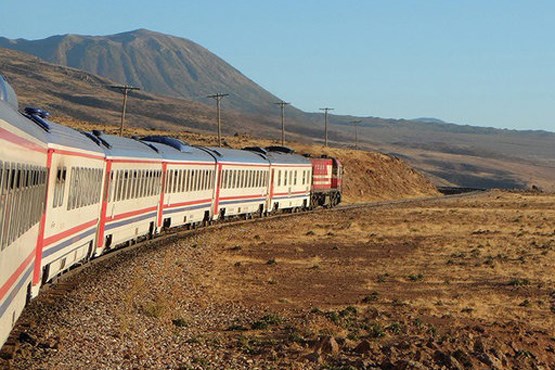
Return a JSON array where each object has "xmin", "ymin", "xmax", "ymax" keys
[{"xmin": 2, "ymin": 191, "xmax": 555, "ymax": 369}]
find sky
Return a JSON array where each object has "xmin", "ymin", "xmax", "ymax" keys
[{"xmin": 1, "ymin": 1, "xmax": 554, "ymax": 131}]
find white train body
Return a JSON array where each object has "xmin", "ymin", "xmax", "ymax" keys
[
  {"xmin": 94, "ymin": 132, "xmax": 163, "ymax": 255},
  {"xmin": 0, "ymin": 76, "xmax": 343, "ymax": 350},
  {"xmin": 0, "ymin": 79, "xmax": 48, "ymax": 347},
  {"xmin": 207, "ymin": 147, "xmax": 270, "ymax": 219},
  {"xmin": 265, "ymin": 148, "xmax": 312, "ymax": 212},
  {"xmin": 36, "ymin": 122, "xmax": 106, "ymax": 291},
  {"xmin": 142, "ymin": 137, "xmax": 217, "ymax": 229}
]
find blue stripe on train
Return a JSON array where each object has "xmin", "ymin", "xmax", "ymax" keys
[
  {"xmin": 0, "ymin": 265, "xmax": 33, "ymax": 317},
  {"xmin": 42, "ymin": 227, "xmax": 97, "ymax": 259},
  {"xmin": 105, "ymin": 212, "xmax": 158, "ymax": 231},
  {"xmin": 164, "ymin": 202, "xmax": 211, "ymax": 215},
  {"xmin": 219, "ymin": 197, "xmax": 266, "ymax": 206},
  {"xmin": 271, "ymin": 194, "xmax": 309, "ymax": 200}
]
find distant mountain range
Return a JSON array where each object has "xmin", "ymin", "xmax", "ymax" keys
[{"xmin": 1, "ymin": 29, "xmax": 555, "ymax": 190}]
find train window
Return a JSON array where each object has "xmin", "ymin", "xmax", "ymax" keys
[
  {"xmin": 144, "ymin": 170, "xmax": 148, "ymax": 197},
  {"xmin": 174, "ymin": 170, "xmax": 178, "ymax": 193},
  {"xmin": 129, "ymin": 170, "xmax": 135, "ymax": 199},
  {"xmin": 138, "ymin": 170, "xmax": 143, "ymax": 198},
  {"xmin": 221, "ymin": 170, "xmax": 226, "ymax": 189},
  {"xmin": 152, "ymin": 171, "xmax": 157, "ymax": 196},
  {"xmin": 123, "ymin": 171, "xmax": 129, "ymax": 200},
  {"xmin": 133, "ymin": 171, "xmax": 138, "ymax": 198},
  {"xmin": 108, "ymin": 171, "xmax": 114, "ymax": 202},
  {"xmin": 117, "ymin": 170, "xmax": 124, "ymax": 201},
  {"xmin": 114, "ymin": 170, "xmax": 120, "ymax": 201},
  {"xmin": 179, "ymin": 170, "xmax": 184, "ymax": 192},
  {"xmin": 277, "ymin": 170, "xmax": 281, "ymax": 186},
  {"xmin": 294, "ymin": 171, "xmax": 297, "ymax": 186},
  {"xmin": 167, "ymin": 170, "xmax": 173, "ymax": 193},
  {"xmin": 68, "ymin": 167, "xmax": 75, "ymax": 210},
  {"xmin": 149, "ymin": 171, "xmax": 154, "ymax": 196},
  {"xmin": 53, "ymin": 167, "xmax": 67, "ymax": 208},
  {"xmin": 284, "ymin": 170, "xmax": 288, "ymax": 186},
  {"xmin": 0, "ymin": 162, "xmax": 45, "ymax": 250}
]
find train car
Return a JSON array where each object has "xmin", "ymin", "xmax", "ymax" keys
[
  {"xmin": 0, "ymin": 76, "xmax": 48, "ymax": 347},
  {"xmin": 93, "ymin": 131, "xmax": 163, "ymax": 255},
  {"xmin": 309, "ymin": 155, "xmax": 343, "ymax": 207},
  {"xmin": 264, "ymin": 146, "xmax": 312, "ymax": 213},
  {"xmin": 32, "ymin": 117, "xmax": 106, "ymax": 294},
  {"xmin": 140, "ymin": 136, "xmax": 217, "ymax": 229},
  {"xmin": 203, "ymin": 147, "xmax": 270, "ymax": 219}
]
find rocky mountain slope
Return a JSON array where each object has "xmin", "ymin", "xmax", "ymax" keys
[{"xmin": 0, "ymin": 29, "xmax": 285, "ymax": 114}]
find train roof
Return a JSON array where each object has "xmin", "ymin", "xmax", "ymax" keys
[
  {"xmin": 88, "ymin": 131, "xmax": 162, "ymax": 160},
  {"xmin": 202, "ymin": 147, "xmax": 269, "ymax": 165},
  {"xmin": 41, "ymin": 120, "xmax": 106, "ymax": 155},
  {"xmin": 264, "ymin": 148, "xmax": 312, "ymax": 166},
  {"xmin": 140, "ymin": 136, "xmax": 215, "ymax": 163},
  {"xmin": 0, "ymin": 75, "xmax": 18, "ymax": 110},
  {"xmin": 0, "ymin": 76, "xmax": 49, "ymax": 144},
  {"xmin": 0, "ymin": 102, "xmax": 49, "ymax": 144}
]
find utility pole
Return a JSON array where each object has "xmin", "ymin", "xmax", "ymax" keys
[
  {"xmin": 109, "ymin": 85, "xmax": 140, "ymax": 136},
  {"xmin": 319, "ymin": 107, "xmax": 334, "ymax": 147},
  {"xmin": 274, "ymin": 101, "xmax": 290, "ymax": 146},
  {"xmin": 207, "ymin": 93, "xmax": 229, "ymax": 147},
  {"xmin": 350, "ymin": 120, "xmax": 362, "ymax": 149}
]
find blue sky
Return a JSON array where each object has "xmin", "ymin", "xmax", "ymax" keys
[{"xmin": 1, "ymin": 1, "xmax": 554, "ymax": 131}]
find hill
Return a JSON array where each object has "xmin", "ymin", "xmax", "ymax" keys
[
  {"xmin": 1, "ymin": 33, "xmax": 555, "ymax": 191},
  {"xmin": 0, "ymin": 29, "xmax": 285, "ymax": 115}
]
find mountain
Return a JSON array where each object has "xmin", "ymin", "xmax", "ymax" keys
[
  {"xmin": 412, "ymin": 117, "xmax": 447, "ymax": 124},
  {"xmin": 2, "ymin": 30, "xmax": 555, "ymax": 191},
  {"xmin": 0, "ymin": 29, "xmax": 285, "ymax": 114}
]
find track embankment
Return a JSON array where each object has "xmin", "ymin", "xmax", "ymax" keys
[{"xmin": 4, "ymin": 190, "xmax": 555, "ymax": 369}]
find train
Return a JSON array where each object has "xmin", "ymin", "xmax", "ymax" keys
[{"xmin": 0, "ymin": 75, "xmax": 343, "ymax": 349}]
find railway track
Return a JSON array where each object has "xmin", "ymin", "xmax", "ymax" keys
[{"xmin": 1, "ymin": 190, "xmax": 488, "ymax": 356}]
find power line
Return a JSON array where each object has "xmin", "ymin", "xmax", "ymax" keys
[
  {"xmin": 350, "ymin": 120, "xmax": 362, "ymax": 149},
  {"xmin": 274, "ymin": 101, "xmax": 290, "ymax": 146},
  {"xmin": 109, "ymin": 85, "xmax": 140, "ymax": 136},
  {"xmin": 319, "ymin": 107, "xmax": 334, "ymax": 147},
  {"xmin": 207, "ymin": 93, "xmax": 229, "ymax": 147}
]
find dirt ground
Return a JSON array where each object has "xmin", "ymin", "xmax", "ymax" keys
[{"xmin": 3, "ymin": 191, "xmax": 555, "ymax": 369}]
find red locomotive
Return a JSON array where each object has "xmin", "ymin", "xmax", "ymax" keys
[{"xmin": 309, "ymin": 155, "xmax": 343, "ymax": 207}]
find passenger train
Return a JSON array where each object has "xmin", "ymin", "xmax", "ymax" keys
[{"xmin": 0, "ymin": 75, "xmax": 342, "ymax": 348}]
